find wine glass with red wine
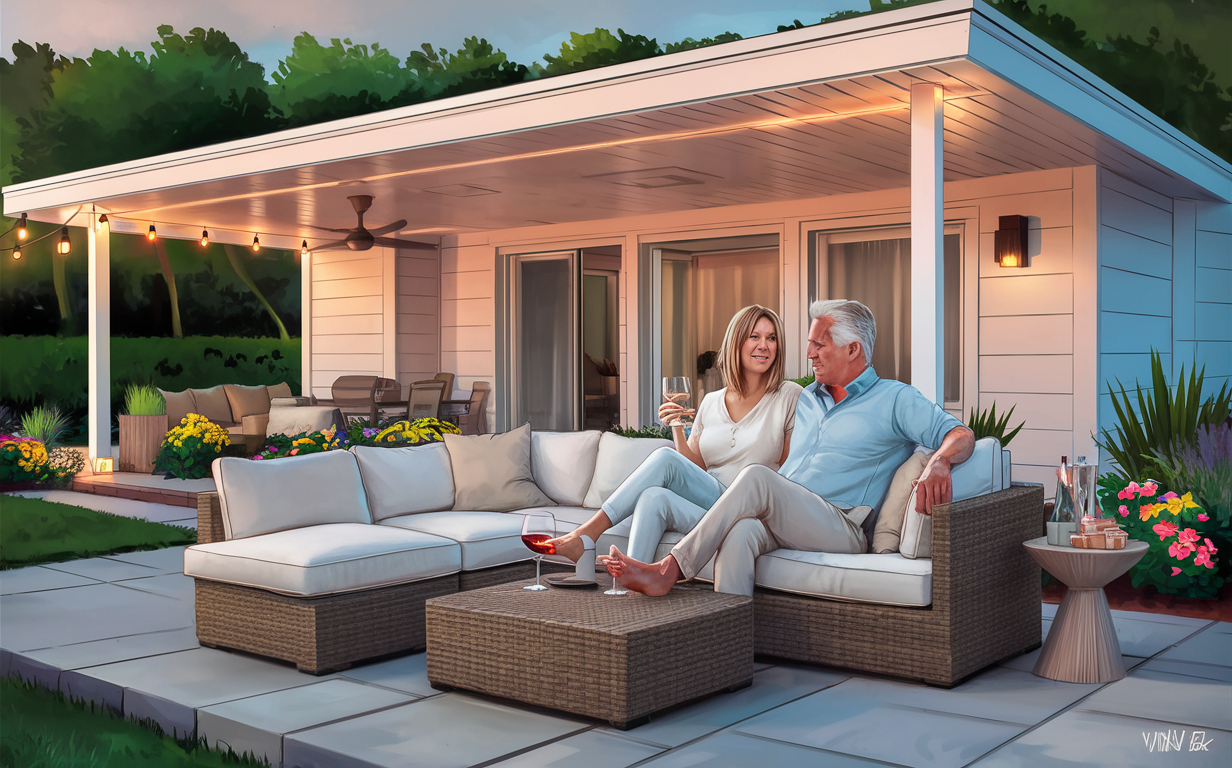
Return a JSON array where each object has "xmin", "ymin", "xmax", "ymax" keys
[{"xmin": 520, "ymin": 513, "xmax": 556, "ymax": 591}]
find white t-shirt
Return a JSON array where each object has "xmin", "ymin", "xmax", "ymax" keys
[{"xmin": 692, "ymin": 381, "xmax": 804, "ymax": 487}]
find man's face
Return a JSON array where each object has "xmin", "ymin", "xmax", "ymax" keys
[{"xmin": 805, "ymin": 318, "xmax": 860, "ymax": 387}]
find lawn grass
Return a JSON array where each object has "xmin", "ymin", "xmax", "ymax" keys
[
  {"xmin": 0, "ymin": 495, "xmax": 195, "ymax": 569},
  {"xmin": 0, "ymin": 678, "xmax": 268, "ymax": 767}
]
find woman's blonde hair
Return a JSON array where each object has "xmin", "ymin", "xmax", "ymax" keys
[{"xmin": 716, "ymin": 304, "xmax": 786, "ymax": 397}]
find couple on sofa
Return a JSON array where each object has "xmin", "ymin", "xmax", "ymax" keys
[{"xmin": 547, "ymin": 298, "xmax": 976, "ymax": 596}]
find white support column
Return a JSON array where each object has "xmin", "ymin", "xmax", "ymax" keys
[
  {"xmin": 382, "ymin": 246, "xmax": 398, "ymax": 383},
  {"xmin": 911, "ymin": 82, "xmax": 944, "ymax": 404},
  {"xmin": 87, "ymin": 214, "xmax": 111, "ymax": 466},
  {"xmin": 301, "ymin": 249, "xmax": 312, "ymax": 397}
]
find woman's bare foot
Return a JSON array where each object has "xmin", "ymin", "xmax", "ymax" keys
[
  {"xmin": 601, "ymin": 546, "xmax": 680, "ymax": 596},
  {"xmin": 545, "ymin": 533, "xmax": 586, "ymax": 563}
]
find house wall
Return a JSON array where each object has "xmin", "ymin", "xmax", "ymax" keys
[
  {"xmin": 432, "ymin": 167, "xmax": 1118, "ymax": 490},
  {"xmin": 397, "ymin": 251, "xmax": 441, "ymax": 389},
  {"xmin": 1189, "ymin": 202, "xmax": 1232, "ymax": 399}
]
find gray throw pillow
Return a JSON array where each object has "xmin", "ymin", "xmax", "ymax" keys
[
  {"xmin": 443, "ymin": 423, "xmax": 556, "ymax": 512},
  {"xmin": 871, "ymin": 451, "xmax": 931, "ymax": 554}
]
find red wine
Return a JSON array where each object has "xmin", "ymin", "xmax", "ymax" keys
[{"xmin": 522, "ymin": 533, "xmax": 556, "ymax": 555}]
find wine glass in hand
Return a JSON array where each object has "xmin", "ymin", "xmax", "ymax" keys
[
  {"xmin": 521, "ymin": 513, "xmax": 556, "ymax": 591},
  {"xmin": 661, "ymin": 377, "xmax": 694, "ymax": 428}
]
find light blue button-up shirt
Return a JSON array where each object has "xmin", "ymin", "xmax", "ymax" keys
[{"xmin": 778, "ymin": 367, "xmax": 964, "ymax": 526}]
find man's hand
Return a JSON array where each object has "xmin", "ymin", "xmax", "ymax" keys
[{"xmin": 913, "ymin": 456, "xmax": 953, "ymax": 515}]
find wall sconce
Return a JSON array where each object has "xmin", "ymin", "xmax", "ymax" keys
[
  {"xmin": 995, "ymin": 215, "xmax": 1029, "ymax": 268},
  {"xmin": 93, "ymin": 456, "xmax": 114, "ymax": 473}
]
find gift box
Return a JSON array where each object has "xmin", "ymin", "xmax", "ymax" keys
[
  {"xmin": 1080, "ymin": 515, "xmax": 1119, "ymax": 534},
  {"xmin": 1069, "ymin": 529, "xmax": 1128, "ymax": 549}
]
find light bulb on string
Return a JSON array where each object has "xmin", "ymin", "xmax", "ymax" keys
[
  {"xmin": 301, "ymin": 240, "xmax": 309, "ymax": 256},
  {"xmin": 17, "ymin": 214, "xmax": 28, "ymax": 240},
  {"xmin": 95, "ymin": 214, "xmax": 108, "ymax": 233},
  {"xmin": 200, "ymin": 230, "xmax": 209, "ymax": 247},
  {"xmin": 147, "ymin": 224, "xmax": 157, "ymax": 241},
  {"xmin": 11, "ymin": 245, "xmax": 21, "ymax": 260},
  {"xmin": 57, "ymin": 227, "xmax": 71, "ymax": 255},
  {"xmin": 252, "ymin": 234, "xmax": 260, "ymax": 252}
]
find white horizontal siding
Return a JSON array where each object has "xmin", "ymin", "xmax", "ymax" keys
[
  {"xmin": 396, "ymin": 252, "xmax": 440, "ymax": 392},
  {"xmin": 310, "ymin": 249, "xmax": 388, "ymax": 399}
]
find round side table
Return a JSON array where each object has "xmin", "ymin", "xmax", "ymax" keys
[{"xmin": 1023, "ymin": 536, "xmax": 1148, "ymax": 684}]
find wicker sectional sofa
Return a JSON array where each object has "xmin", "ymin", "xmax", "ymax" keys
[{"xmin": 188, "ymin": 430, "xmax": 1041, "ymax": 685}]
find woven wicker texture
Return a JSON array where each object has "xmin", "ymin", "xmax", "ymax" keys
[
  {"xmin": 754, "ymin": 484, "xmax": 1044, "ymax": 687},
  {"xmin": 458, "ymin": 560, "xmax": 573, "ymax": 591},
  {"xmin": 197, "ymin": 492, "xmax": 224, "ymax": 545},
  {"xmin": 426, "ymin": 582, "xmax": 753, "ymax": 727},
  {"xmin": 196, "ymin": 575, "xmax": 458, "ymax": 674}
]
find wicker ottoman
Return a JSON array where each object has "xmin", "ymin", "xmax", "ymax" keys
[{"xmin": 425, "ymin": 581, "xmax": 753, "ymax": 729}]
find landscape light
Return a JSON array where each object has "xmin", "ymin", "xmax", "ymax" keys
[
  {"xmin": 57, "ymin": 227, "xmax": 71, "ymax": 255},
  {"xmin": 147, "ymin": 224, "xmax": 157, "ymax": 241},
  {"xmin": 201, "ymin": 229, "xmax": 209, "ymax": 247}
]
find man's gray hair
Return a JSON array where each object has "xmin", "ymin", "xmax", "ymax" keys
[{"xmin": 809, "ymin": 299, "xmax": 876, "ymax": 365}]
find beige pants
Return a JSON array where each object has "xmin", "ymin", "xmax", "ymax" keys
[{"xmin": 671, "ymin": 464, "xmax": 867, "ymax": 596}]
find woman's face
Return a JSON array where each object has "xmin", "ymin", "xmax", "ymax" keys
[{"xmin": 740, "ymin": 316, "xmax": 778, "ymax": 379}]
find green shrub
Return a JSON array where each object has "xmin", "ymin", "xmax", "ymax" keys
[
  {"xmin": 19, "ymin": 404, "xmax": 70, "ymax": 446},
  {"xmin": 966, "ymin": 402, "xmax": 1025, "ymax": 447},
  {"xmin": 153, "ymin": 414, "xmax": 231, "ymax": 479},
  {"xmin": 0, "ymin": 437, "xmax": 50, "ymax": 485},
  {"xmin": 1096, "ymin": 350, "xmax": 1231, "ymax": 480},
  {"xmin": 124, "ymin": 383, "xmax": 166, "ymax": 416},
  {"xmin": 791, "ymin": 375, "xmax": 815, "ymax": 388},
  {"xmin": 611, "ymin": 424, "xmax": 672, "ymax": 439},
  {"xmin": 1147, "ymin": 422, "xmax": 1232, "ymax": 530}
]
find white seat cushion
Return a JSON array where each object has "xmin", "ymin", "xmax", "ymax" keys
[
  {"xmin": 531, "ymin": 431, "xmax": 601, "ymax": 505},
  {"xmin": 582, "ymin": 433, "xmax": 673, "ymax": 509},
  {"xmin": 755, "ymin": 549, "xmax": 933, "ymax": 607},
  {"xmin": 212, "ymin": 451, "xmax": 371, "ymax": 540},
  {"xmin": 901, "ymin": 437, "xmax": 1008, "ymax": 560},
  {"xmin": 352, "ymin": 443, "xmax": 454, "ymax": 521},
  {"xmin": 184, "ymin": 524, "xmax": 460, "ymax": 596},
  {"xmin": 381, "ymin": 511, "xmax": 531, "ymax": 571}
]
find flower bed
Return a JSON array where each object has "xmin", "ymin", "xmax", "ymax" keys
[
  {"xmin": 251, "ymin": 417, "xmax": 462, "ymax": 461},
  {"xmin": 153, "ymin": 415, "xmax": 231, "ymax": 479},
  {"xmin": 0, "ymin": 435, "xmax": 50, "ymax": 488}
]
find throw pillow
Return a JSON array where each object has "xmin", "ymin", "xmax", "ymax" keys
[
  {"xmin": 531, "ymin": 430, "xmax": 601, "ymax": 506},
  {"xmin": 871, "ymin": 450, "xmax": 931, "ymax": 554},
  {"xmin": 899, "ymin": 485, "xmax": 931, "ymax": 559},
  {"xmin": 443, "ymin": 423, "xmax": 555, "ymax": 512},
  {"xmin": 224, "ymin": 384, "xmax": 271, "ymax": 419},
  {"xmin": 267, "ymin": 382, "xmax": 293, "ymax": 399},
  {"xmin": 191, "ymin": 385, "xmax": 235, "ymax": 424},
  {"xmin": 582, "ymin": 432, "xmax": 674, "ymax": 509},
  {"xmin": 158, "ymin": 388, "xmax": 196, "ymax": 428}
]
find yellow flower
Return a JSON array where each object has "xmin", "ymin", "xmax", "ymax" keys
[{"xmin": 1139, "ymin": 503, "xmax": 1160, "ymax": 521}]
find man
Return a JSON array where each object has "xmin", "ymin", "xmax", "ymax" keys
[{"xmin": 604, "ymin": 299, "xmax": 975, "ymax": 596}]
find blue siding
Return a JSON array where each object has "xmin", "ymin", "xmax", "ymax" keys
[
  {"xmin": 1100, "ymin": 267, "xmax": 1171, "ymax": 317},
  {"xmin": 1195, "ymin": 231, "xmax": 1231, "ymax": 270},
  {"xmin": 1195, "ymin": 303, "xmax": 1232, "ymax": 342},
  {"xmin": 1193, "ymin": 267, "xmax": 1232, "ymax": 304},
  {"xmin": 1099, "ymin": 312, "xmax": 1171, "ymax": 354},
  {"xmin": 1101, "ymin": 226, "xmax": 1172, "ymax": 279}
]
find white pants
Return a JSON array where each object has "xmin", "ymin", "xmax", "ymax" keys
[{"xmin": 671, "ymin": 464, "xmax": 866, "ymax": 596}]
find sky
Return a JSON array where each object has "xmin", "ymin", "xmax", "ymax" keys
[{"xmin": 0, "ymin": 0, "xmax": 862, "ymax": 75}]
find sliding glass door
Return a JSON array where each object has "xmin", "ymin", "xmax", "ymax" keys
[{"xmin": 510, "ymin": 251, "xmax": 580, "ymax": 431}]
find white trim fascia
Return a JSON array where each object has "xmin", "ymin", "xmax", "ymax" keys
[
  {"xmin": 3, "ymin": 3, "xmax": 978, "ymax": 217},
  {"xmin": 968, "ymin": 0, "xmax": 1231, "ymax": 202}
]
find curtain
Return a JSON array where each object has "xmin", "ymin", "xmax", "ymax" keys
[{"xmin": 519, "ymin": 258, "xmax": 573, "ymax": 431}]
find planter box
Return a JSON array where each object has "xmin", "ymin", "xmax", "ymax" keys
[{"xmin": 118, "ymin": 414, "xmax": 169, "ymax": 473}]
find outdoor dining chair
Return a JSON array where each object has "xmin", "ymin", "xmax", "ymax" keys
[
  {"xmin": 407, "ymin": 380, "xmax": 447, "ymax": 422},
  {"xmin": 442, "ymin": 381, "xmax": 490, "ymax": 435},
  {"xmin": 330, "ymin": 375, "xmax": 400, "ymax": 424}
]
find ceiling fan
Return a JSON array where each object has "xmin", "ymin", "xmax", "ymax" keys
[{"xmin": 307, "ymin": 195, "xmax": 437, "ymax": 252}]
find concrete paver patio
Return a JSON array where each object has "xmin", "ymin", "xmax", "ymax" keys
[{"xmin": 2, "ymin": 494, "xmax": 1230, "ymax": 767}]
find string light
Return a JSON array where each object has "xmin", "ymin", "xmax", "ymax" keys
[
  {"xmin": 200, "ymin": 229, "xmax": 209, "ymax": 247},
  {"xmin": 17, "ymin": 214, "xmax": 28, "ymax": 240},
  {"xmin": 57, "ymin": 227, "xmax": 71, "ymax": 255},
  {"xmin": 11, "ymin": 244, "xmax": 21, "ymax": 260},
  {"xmin": 147, "ymin": 224, "xmax": 157, "ymax": 241},
  {"xmin": 301, "ymin": 240, "xmax": 309, "ymax": 256},
  {"xmin": 95, "ymin": 214, "xmax": 108, "ymax": 232},
  {"xmin": 252, "ymin": 234, "xmax": 260, "ymax": 252}
]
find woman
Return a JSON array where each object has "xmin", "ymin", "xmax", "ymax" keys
[{"xmin": 548, "ymin": 304, "xmax": 803, "ymax": 564}]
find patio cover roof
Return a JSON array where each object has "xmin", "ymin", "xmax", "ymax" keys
[{"xmin": 5, "ymin": 0, "xmax": 1230, "ymax": 245}]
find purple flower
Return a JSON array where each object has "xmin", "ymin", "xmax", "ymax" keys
[{"xmin": 253, "ymin": 454, "xmax": 264, "ymax": 460}]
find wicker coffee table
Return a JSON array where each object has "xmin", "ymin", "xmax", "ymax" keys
[{"xmin": 425, "ymin": 581, "xmax": 753, "ymax": 728}]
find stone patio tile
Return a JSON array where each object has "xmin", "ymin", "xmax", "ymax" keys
[
  {"xmin": 115, "ymin": 573, "xmax": 196, "ymax": 600},
  {"xmin": 0, "ymin": 582, "xmax": 193, "ymax": 651},
  {"xmin": 639, "ymin": 731, "xmax": 881, "ymax": 767},
  {"xmin": 595, "ymin": 664, "xmax": 847, "ymax": 748},
  {"xmin": 20, "ymin": 628, "xmax": 200, "ymax": 671},
  {"xmin": 1110, "ymin": 614, "xmax": 1207, "ymax": 658},
  {"xmin": 199, "ymin": 680, "xmax": 419, "ymax": 768},
  {"xmin": 284, "ymin": 692, "xmax": 588, "ymax": 768},
  {"xmin": 61, "ymin": 669, "xmax": 125, "ymax": 714},
  {"xmin": 1079, "ymin": 667, "xmax": 1232, "ymax": 731},
  {"xmin": 998, "ymin": 643, "xmax": 1144, "ymax": 675},
  {"xmin": 1209, "ymin": 622, "xmax": 1232, "ymax": 634},
  {"xmin": 8, "ymin": 652, "xmax": 61, "ymax": 690},
  {"xmin": 733, "ymin": 678, "xmax": 1026, "ymax": 768},
  {"xmin": 969, "ymin": 708, "xmax": 1231, "ymax": 767},
  {"xmin": 104, "ymin": 546, "xmax": 186, "ymax": 574},
  {"xmin": 489, "ymin": 730, "xmax": 664, "ymax": 768},
  {"xmin": 42, "ymin": 557, "xmax": 165, "ymax": 582},
  {"xmin": 0, "ymin": 565, "xmax": 103, "ymax": 595},
  {"xmin": 126, "ymin": 689, "xmax": 197, "ymax": 739},
  {"xmin": 1109, "ymin": 608, "xmax": 1213, "ymax": 628},
  {"xmin": 338, "ymin": 653, "xmax": 436, "ymax": 697},
  {"xmin": 97, "ymin": 472, "xmax": 216, "ymax": 493},
  {"xmin": 1140, "ymin": 658, "xmax": 1232, "ymax": 683},
  {"xmin": 1159, "ymin": 625, "xmax": 1232, "ymax": 668},
  {"xmin": 1041, "ymin": 602, "xmax": 1057, "ymax": 619}
]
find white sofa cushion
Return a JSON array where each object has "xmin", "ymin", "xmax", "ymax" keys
[
  {"xmin": 532, "ymin": 431, "xmax": 601, "ymax": 505},
  {"xmin": 900, "ymin": 437, "xmax": 1006, "ymax": 560},
  {"xmin": 755, "ymin": 549, "xmax": 933, "ymax": 607},
  {"xmin": 443, "ymin": 423, "xmax": 556, "ymax": 512},
  {"xmin": 353, "ymin": 443, "xmax": 454, "ymax": 521},
  {"xmin": 212, "ymin": 451, "xmax": 371, "ymax": 540},
  {"xmin": 183, "ymin": 523, "xmax": 460, "ymax": 596},
  {"xmin": 266, "ymin": 405, "xmax": 340, "ymax": 438},
  {"xmin": 380, "ymin": 511, "xmax": 531, "ymax": 571},
  {"xmin": 870, "ymin": 450, "xmax": 930, "ymax": 554},
  {"xmin": 582, "ymin": 433, "xmax": 674, "ymax": 509}
]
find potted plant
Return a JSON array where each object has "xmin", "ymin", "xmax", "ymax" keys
[{"xmin": 118, "ymin": 384, "xmax": 168, "ymax": 473}]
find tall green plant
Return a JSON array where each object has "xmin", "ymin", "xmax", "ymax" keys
[
  {"xmin": 966, "ymin": 402, "xmax": 1025, "ymax": 447},
  {"xmin": 19, "ymin": 404, "xmax": 69, "ymax": 445},
  {"xmin": 1096, "ymin": 350, "xmax": 1232, "ymax": 480},
  {"xmin": 124, "ymin": 384, "xmax": 166, "ymax": 416}
]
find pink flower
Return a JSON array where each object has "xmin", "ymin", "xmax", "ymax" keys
[
  {"xmin": 1172, "ymin": 567, "xmax": 1183, "ymax": 576},
  {"xmin": 1198, "ymin": 513, "xmax": 1209, "ymax": 522},
  {"xmin": 1139, "ymin": 481, "xmax": 1158, "ymax": 497},
  {"xmin": 1118, "ymin": 482, "xmax": 1141, "ymax": 500},
  {"xmin": 1159, "ymin": 491, "xmax": 1179, "ymax": 502},
  {"xmin": 1152, "ymin": 520, "xmax": 1179, "ymax": 540},
  {"xmin": 1169, "ymin": 541, "xmax": 1194, "ymax": 560},
  {"xmin": 1178, "ymin": 528, "xmax": 1201, "ymax": 546},
  {"xmin": 253, "ymin": 454, "xmax": 264, "ymax": 460},
  {"xmin": 1118, "ymin": 505, "xmax": 1130, "ymax": 517},
  {"xmin": 1194, "ymin": 547, "xmax": 1215, "ymax": 569},
  {"xmin": 1204, "ymin": 538, "xmax": 1219, "ymax": 555}
]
